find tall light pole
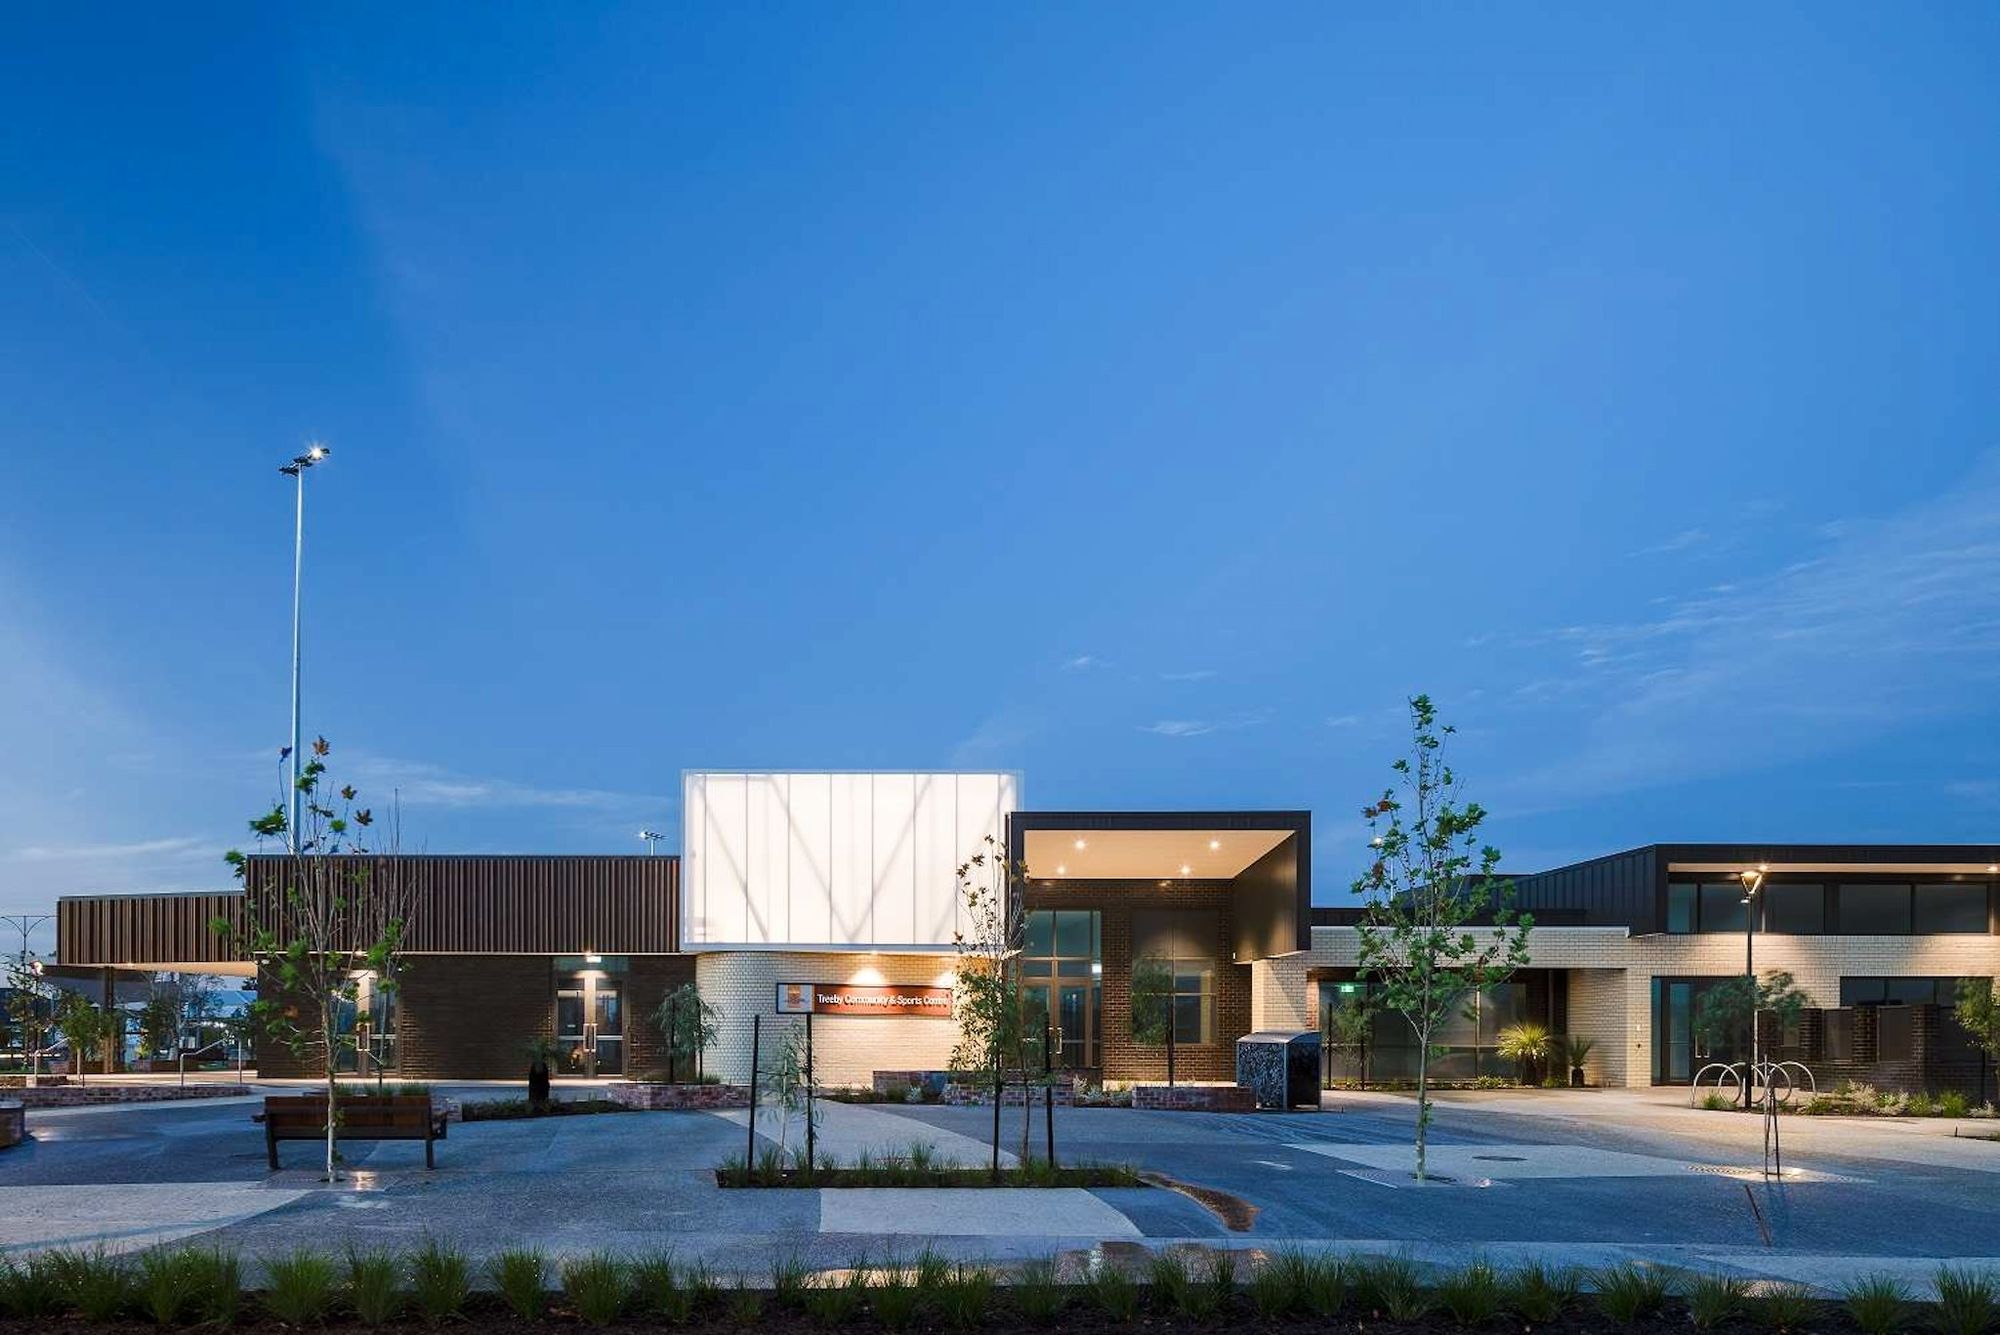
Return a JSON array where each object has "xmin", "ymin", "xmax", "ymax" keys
[
  {"xmin": 1738, "ymin": 867, "xmax": 1766, "ymax": 1108},
  {"xmin": 1, "ymin": 913, "xmax": 50, "ymax": 971},
  {"xmin": 638, "ymin": 830, "xmax": 665, "ymax": 856},
  {"xmin": 278, "ymin": 444, "xmax": 330, "ymax": 847}
]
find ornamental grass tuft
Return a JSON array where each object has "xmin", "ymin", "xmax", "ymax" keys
[
  {"xmin": 1840, "ymin": 1273, "xmax": 1911, "ymax": 1335},
  {"xmin": 262, "ymin": 1248, "xmax": 339, "ymax": 1326},
  {"xmin": 1013, "ymin": 1257, "xmax": 1067, "ymax": 1325},
  {"xmin": 407, "ymin": 1237, "xmax": 470, "ymax": 1324},
  {"xmin": 1593, "ymin": 1261, "xmax": 1671, "ymax": 1322},
  {"xmin": 561, "ymin": 1252, "xmax": 631, "ymax": 1327},
  {"xmin": 490, "ymin": 1248, "xmax": 548, "ymax": 1320},
  {"xmin": 1502, "ymin": 1261, "xmax": 1579, "ymax": 1323},
  {"xmin": 343, "ymin": 1250, "xmax": 401, "ymax": 1325},
  {"xmin": 1435, "ymin": 1260, "xmax": 1502, "ymax": 1327},
  {"xmin": 1933, "ymin": 1266, "xmax": 2000, "ymax": 1335},
  {"xmin": 1684, "ymin": 1271, "xmax": 1750, "ymax": 1329}
]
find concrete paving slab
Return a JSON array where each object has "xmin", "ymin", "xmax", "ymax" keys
[
  {"xmin": 818, "ymin": 1187, "xmax": 1140, "ymax": 1238},
  {"xmin": 0, "ymin": 1183, "xmax": 308, "ymax": 1254},
  {"xmin": 711, "ymin": 1102, "xmax": 1017, "ymax": 1168},
  {"xmin": 1292, "ymin": 1141, "xmax": 1749, "ymax": 1180}
]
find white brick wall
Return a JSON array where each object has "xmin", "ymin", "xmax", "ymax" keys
[
  {"xmin": 696, "ymin": 951, "xmax": 962, "ymax": 1087},
  {"xmin": 1265, "ymin": 926, "xmax": 1999, "ymax": 1088}
]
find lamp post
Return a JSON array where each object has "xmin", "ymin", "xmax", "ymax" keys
[
  {"xmin": 638, "ymin": 830, "xmax": 664, "ymax": 856},
  {"xmin": 1738, "ymin": 867, "xmax": 1765, "ymax": 1108},
  {"xmin": 278, "ymin": 444, "xmax": 330, "ymax": 848},
  {"xmin": 1, "ymin": 913, "xmax": 50, "ymax": 971}
]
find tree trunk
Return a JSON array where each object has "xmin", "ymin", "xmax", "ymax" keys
[
  {"xmin": 322, "ymin": 1000, "xmax": 339, "ymax": 1181},
  {"xmin": 1413, "ymin": 1035, "xmax": 1432, "ymax": 1182}
]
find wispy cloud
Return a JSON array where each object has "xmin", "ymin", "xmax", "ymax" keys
[
  {"xmin": 1159, "ymin": 669, "xmax": 1217, "ymax": 682},
  {"xmin": 1630, "ymin": 527, "xmax": 1709, "ymax": 557},
  {"xmin": 1139, "ymin": 719, "xmax": 1216, "ymax": 737},
  {"xmin": 1499, "ymin": 454, "xmax": 2000, "ymax": 805},
  {"xmin": 1060, "ymin": 654, "xmax": 1106, "ymax": 671},
  {"xmin": 9, "ymin": 836, "xmax": 210, "ymax": 863},
  {"xmin": 343, "ymin": 754, "xmax": 653, "ymax": 812}
]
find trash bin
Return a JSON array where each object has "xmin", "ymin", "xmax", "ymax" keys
[{"xmin": 1235, "ymin": 1030, "xmax": 1321, "ymax": 1110}]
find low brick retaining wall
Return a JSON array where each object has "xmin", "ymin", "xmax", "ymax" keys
[
  {"xmin": 943, "ymin": 1080, "xmax": 1076, "ymax": 1107},
  {"xmin": 607, "ymin": 1082, "xmax": 750, "ymax": 1111},
  {"xmin": 7, "ymin": 1084, "xmax": 248, "ymax": 1109},
  {"xmin": 1133, "ymin": 1083, "xmax": 1256, "ymax": 1112},
  {"xmin": 0, "ymin": 1101, "xmax": 23, "ymax": 1149},
  {"xmin": 0, "ymin": 1074, "xmax": 68, "ymax": 1089}
]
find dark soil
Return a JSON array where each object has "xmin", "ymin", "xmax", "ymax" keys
[
  {"xmin": 0, "ymin": 1293, "xmax": 1881, "ymax": 1334},
  {"xmin": 715, "ymin": 1164, "xmax": 1141, "ymax": 1188}
]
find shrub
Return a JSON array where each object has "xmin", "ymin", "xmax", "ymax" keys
[
  {"xmin": 1756, "ymin": 1281, "xmax": 1819, "ymax": 1332},
  {"xmin": 1502, "ymin": 1261, "xmax": 1579, "ymax": 1323},
  {"xmin": 1594, "ymin": 1262, "xmax": 1670, "ymax": 1321},
  {"xmin": 1685, "ymin": 1271, "xmax": 1749, "ymax": 1329},
  {"xmin": 344, "ymin": 1250, "xmax": 401, "ymax": 1325},
  {"xmin": 1841, "ymin": 1273, "xmax": 1911, "ymax": 1335},
  {"xmin": 408, "ymin": 1238, "xmax": 471, "ymax": 1323},
  {"xmin": 1014, "ymin": 1257, "xmax": 1067, "ymax": 1324},
  {"xmin": 490, "ymin": 1248, "xmax": 548, "ymax": 1320},
  {"xmin": 938, "ymin": 1263, "xmax": 994, "ymax": 1328},
  {"xmin": 0, "ymin": 1253, "xmax": 66, "ymax": 1320},
  {"xmin": 561, "ymin": 1253, "xmax": 631, "ymax": 1326},
  {"xmin": 1436, "ymin": 1260, "xmax": 1502, "ymax": 1326},
  {"xmin": 263, "ymin": 1248, "xmax": 340, "ymax": 1325},
  {"xmin": 1908, "ymin": 1093, "xmax": 1939, "ymax": 1118},
  {"xmin": 1090, "ymin": 1264, "xmax": 1139, "ymax": 1321},
  {"xmin": 631, "ymin": 1253, "xmax": 692, "ymax": 1323},
  {"xmin": 870, "ymin": 1263, "xmax": 922, "ymax": 1330},
  {"xmin": 137, "ymin": 1246, "xmax": 239, "ymax": 1326},
  {"xmin": 804, "ymin": 1266, "xmax": 870, "ymax": 1324},
  {"xmin": 1702, "ymin": 1092, "xmax": 1736, "ymax": 1111},
  {"xmin": 1941, "ymin": 1091, "xmax": 1972, "ymax": 1119},
  {"xmin": 48, "ymin": 1247, "xmax": 131, "ymax": 1321},
  {"xmin": 1934, "ymin": 1266, "xmax": 2000, "ymax": 1335},
  {"xmin": 1352, "ymin": 1254, "xmax": 1427, "ymax": 1321}
]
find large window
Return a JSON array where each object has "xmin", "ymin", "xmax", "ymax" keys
[
  {"xmin": 1840, "ymin": 884, "xmax": 1913, "ymax": 934},
  {"xmin": 1130, "ymin": 956, "xmax": 1215, "ymax": 1046},
  {"xmin": 1763, "ymin": 884, "xmax": 1826, "ymax": 934},
  {"xmin": 1915, "ymin": 884, "xmax": 1990, "ymax": 934},
  {"xmin": 1838, "ymin": 977, "xmax": 1972, "ymax": 1008}
]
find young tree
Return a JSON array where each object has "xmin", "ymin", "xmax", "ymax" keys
[
  {"xmin": 222, "ymin": 738, "xmax": 415, "ymax": 1181},
  {"xmin": 948, "ymin": 834, "xmax": 1043, "ymax": 1166},
  {"xmin": 1353, "ymin": 694, "xmax": 1532, "ymax": 1181},
  {"xmin": 54, "ymin": 993, "xmax": 114, "ymax": 1084},
  {"xmin": 1692, "ymin": 971, "xmax": 1810, "ymax": 1056},
  {"xmin": 137, "ymin": 989, "xmax": 182, "ymax": 1063},
  {"xmin": 652, "ymin": 981, "xmax": 720, "ymax": 1082},
  {"xmin": 1954, "ymin": 978, "xmax": 2000, "ymax": 1103},
  {"xmin": 3, "ymin": 959, "xmax": 56, "ymax": 1081},
  {"xmin": 1129, "ymin": 958, "xmax": 1173, "ymax": 1047}
]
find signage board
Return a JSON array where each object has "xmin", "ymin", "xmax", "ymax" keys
[{"xmin": 775, "ymin": 982, "xmax": 953, "ymax": 1017}]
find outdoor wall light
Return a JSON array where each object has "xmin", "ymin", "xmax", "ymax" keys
[{"xmin": 584, "ymin": 953, "xmax": 602, "ymax": 964}]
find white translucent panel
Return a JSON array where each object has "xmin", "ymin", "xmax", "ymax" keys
[
  {"xmin": 828, "ymin": 774, "xmax": 873, "ymax": 944},
  {"xmin": 871, "ymin": 773, "xmax": 919, "ymax": 945},
  {"xmin": 683, "ymin": 774, "xmax": 708, "ymax": 942},
  {"xmin": 913, "ymin": 775, "xmax": 962, "ymax": 945},
  {"xmin": 746, "ymin": 774, "xmax": 791, "ymax": 945},
  {"xmin": 786, "ymin": 772, "xmax": 833, "ymax": 945},
  {"xmin": 701, "ymin": 774, "xmax": 749, "ymax": 944}
]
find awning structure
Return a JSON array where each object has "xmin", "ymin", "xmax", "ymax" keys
[{"xmin": 1009, "ymin": 810, "xmax": 1311, "ymax": 961}]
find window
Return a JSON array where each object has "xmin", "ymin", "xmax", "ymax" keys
[
  {"xmin": 1697, "ymin": 884, "xmax": 1749, "ymax": 934},
  {"xmin": 1021, "ymin": 911, "xmax": 1101, "ymax": 1067},
  {"xmin": 1667, "ymin": 884, "xmax": 1696, "ymax": 933},
  {"xmin": 1762, "ymin": 883, "xmax": 1825, "ymax": 934},
  {"xmin": 1170, "ymin": 962, "xmax": 1215, "ymax": 1045},
  {"xmin": 1839, "ymin": 977, "xmax": 1968, "ymax": 1008},
  {"xmin": 1914, "ymin": 883, "xmax": 1990, "ymax": 934},
  {"xmin": 1839, "ymin": 884, "xmax": 1913, "ymax": 935}
]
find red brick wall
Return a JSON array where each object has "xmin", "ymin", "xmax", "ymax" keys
[{"xmin": 1023, "ymin": 882, "xmax": 1251, "ymax": 1083}]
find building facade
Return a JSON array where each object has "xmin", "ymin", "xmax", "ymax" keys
[{"xmin": 51, "ymin": 785, "xmax": 1999, "ymax": 1098}]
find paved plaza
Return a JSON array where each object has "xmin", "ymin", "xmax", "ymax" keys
[{"xmin": 3, "ymin": 1084, "xmax": 1999, "ymax": 1291}]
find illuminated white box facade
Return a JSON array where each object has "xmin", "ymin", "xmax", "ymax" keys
[{"xmin": 680, "ymin": 771, "xmax": 1020, "ymax": 952}]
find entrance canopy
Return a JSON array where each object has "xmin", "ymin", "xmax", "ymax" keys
[{"xmin": 1010, "ymin": 810, "xmax": 1310, "ymax": 961}]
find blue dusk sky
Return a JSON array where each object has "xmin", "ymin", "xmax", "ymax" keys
[{"xmin": 4, "ymin": 5, "xmax": 1998, "ymax": 951}]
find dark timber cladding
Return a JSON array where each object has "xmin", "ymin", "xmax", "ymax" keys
[
  {"xmin": 58, "ymin": 892, "xmax": 247, "ymax": 967},
  {"xmin": 242, "ymin": 855, "xmax": 681, "ymax": 954},
  {"xmin": 60, "ymin": 855, "xmax": 681, "ymax": 967}
]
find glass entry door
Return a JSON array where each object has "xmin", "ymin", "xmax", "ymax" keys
[
  {"xmin": 557, "ymin": 975, "xmax": 624, "ymax": 1077},
  {"xmin": 1652, "ymin": 977, "xmax": 1742, "ymax": 1084}
]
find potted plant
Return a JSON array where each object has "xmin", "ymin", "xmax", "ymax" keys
[{"xmin": 1564, "ymin": 1035, "xmax": 1594, "ymax": 1088}]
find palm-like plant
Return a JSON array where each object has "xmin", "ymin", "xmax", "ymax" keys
[
  {"xmin": 1494, "ymin": 1022, "xmax": 1552, "ymax": 1085},
  {"xmin": 1563, "ymin": 1035, "xmax": 1594, "ymax": 1086}
]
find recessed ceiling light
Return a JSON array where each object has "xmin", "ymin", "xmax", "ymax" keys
[
  {"xmin": 1989, "ymin": 864, "xmax": 1998, "ymax": 874},
  {"xmin": 1073, "ymin": 839, "xmax": 1088, "ymax": 851},
  {"xmin": 1055, "ymin": 865, "xmax": 1067, "ymax": 875},
  {"xmin": 1180, "ymin": 864, "xmax": 1192, "ymax": 876},
  {"xmin": 1208, "ymin": 839, "xmax": 1221, "ymax": 851}
]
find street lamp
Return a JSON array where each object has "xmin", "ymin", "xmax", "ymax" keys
[
  {"xmin": 278, "ymin": 443, "xmax": 330, "ymax": 848},
  {"xmin": 0, "ymin": 913, "xmax": 51, "ymax": 971},
  {"xmin": 637, "ymin": 830, "xmax": 665, "ymax": 856},
  {"xmin": 1739, "ymin": 867, "xmax": 1766, "ymax": 1107}
]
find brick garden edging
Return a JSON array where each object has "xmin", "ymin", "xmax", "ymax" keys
[
  {"xmin": 1133, "ymin": 1083, "xmax": 1256, "ymax": 1112},
  {"xmin": 606, "ymin": 1082, "xmax": 750, "ymax": 1110},
  {"xmin": 5, "ymin": 1083, "xmax": 248, "ymax": 1108},
  {"xmin": 0, "ymin": 1074, "xmax": 68, "ymax": 1088},
  {"xmin": 943, "ymin": 1079, "xmax": 1077, "ymax": 1107}
]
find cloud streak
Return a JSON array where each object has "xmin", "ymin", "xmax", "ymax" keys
[{"xmin": 342, "ymin": 754, "xmax": 656, "ymax": 812}]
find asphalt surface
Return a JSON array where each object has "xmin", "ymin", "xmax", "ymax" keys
[{"xmin": 3, "ymin": 1086, "xmax": 1998, "ymax": 1289}]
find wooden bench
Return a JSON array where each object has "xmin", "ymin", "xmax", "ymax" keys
[{"xmin": 262, "ymin": 1094, "xmax": 447, "ymax": 1170}]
